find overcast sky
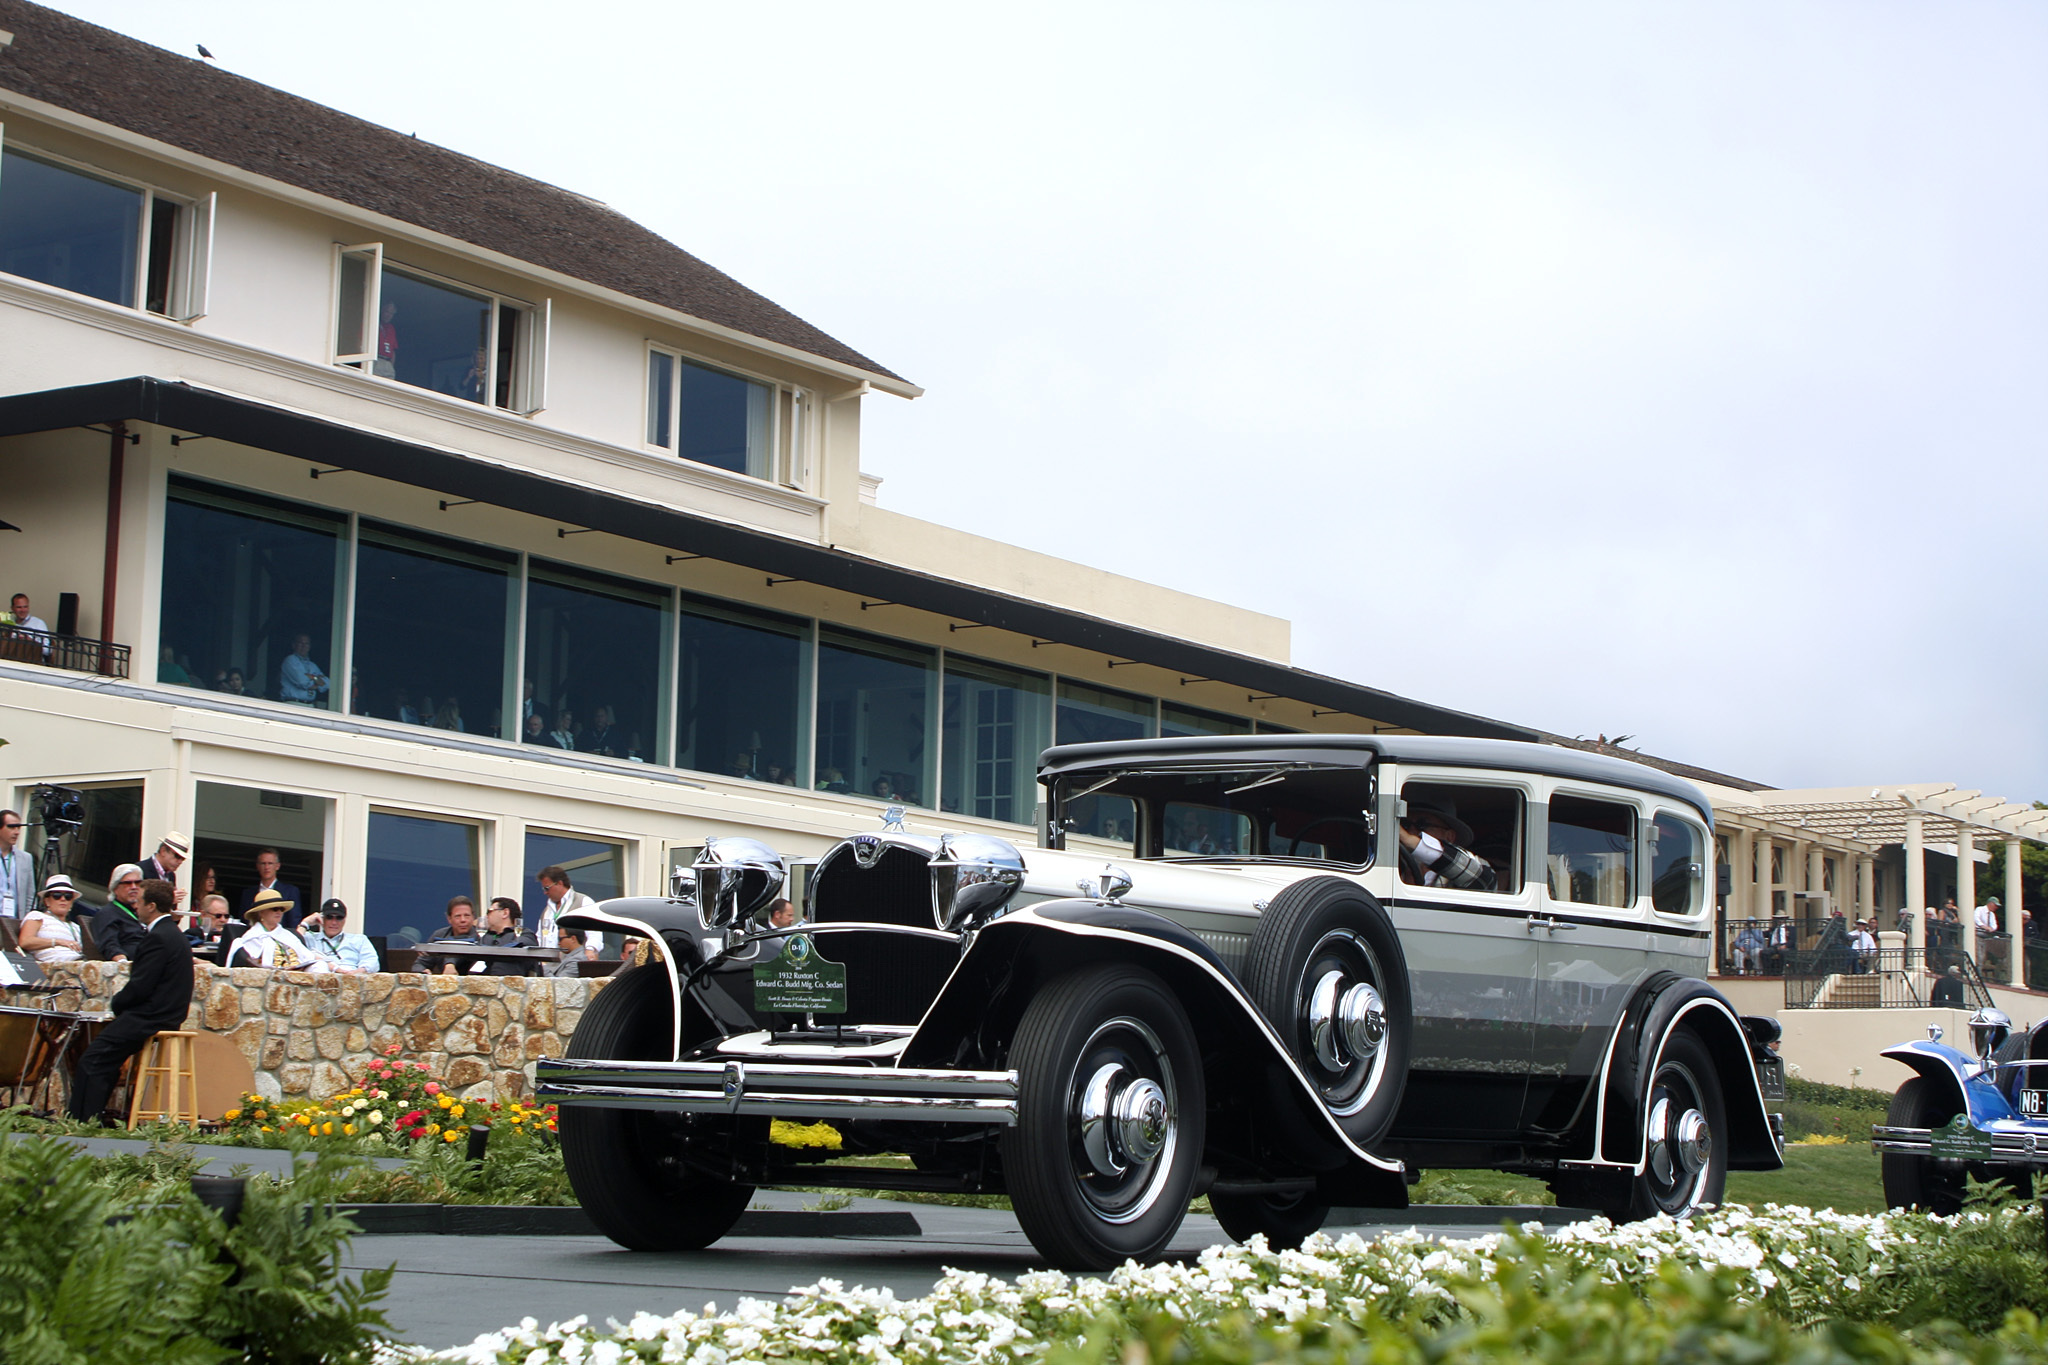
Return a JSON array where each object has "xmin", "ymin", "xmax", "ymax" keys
[{"xmin": 55, "ymin": 0, "xmax": 2048, "ymax": 804}]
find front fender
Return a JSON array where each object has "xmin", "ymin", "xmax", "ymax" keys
[
  {"xmin": 1880, "ymin": 1040, "xmax": 2015, "ymax": 1126},
  {"xmin": 558, "ymin": 896, "xmax": 733, "ymax": 1059},
  {"xmin": 904, "ymin": 901, "xmax": 1404, "ymax": 1189}
]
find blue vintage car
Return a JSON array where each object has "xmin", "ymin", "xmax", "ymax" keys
[{"xmin": 1873, "ymin": 1009, "xmax": 2046, "ymax": 1213}]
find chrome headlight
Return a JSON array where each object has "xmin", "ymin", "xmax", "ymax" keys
[
  {"xmin": 929, "ymin": 833, "xmax": 1025, "ymax": 932},
  {"xmin": 694, "ymin": 837, "xmax": 787, "ymax": 932},
  {"xmin": 1969, "ymin": 1007, "xmax": 2012, "ymax": 1063},
  {"xmin": 668, "ymin": 865, "xmax": 697, "ymax": 904}
]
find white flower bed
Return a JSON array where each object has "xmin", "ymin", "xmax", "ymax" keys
[{"xmin": 398, "ymin": 1205, "xmax": 2015, "ymax": 1365}]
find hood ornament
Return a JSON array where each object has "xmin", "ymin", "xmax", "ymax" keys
[
  {"xmin": 1078, "ymin": 863, "xmax": 1133, "ymax": 904},
  {"xmin": 881, "ymin": 804, "xmax": 908, "ymax": 832}
]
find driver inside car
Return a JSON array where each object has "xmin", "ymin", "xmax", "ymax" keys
[{"xmin": 1397, "ymin": 798, "xmax": 1497, "ymax": 891}]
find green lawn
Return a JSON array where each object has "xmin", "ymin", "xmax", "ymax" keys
[{"xmin": 1726, "ymin": 1140, "xmax": 1885, "ymax": 1215}]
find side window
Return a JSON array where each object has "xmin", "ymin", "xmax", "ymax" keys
[
  {"xmin": 335, "ymin": 247, "xmax": 545, "ymax": 412},
  {"xmin": 0, "ymin": 146, "xmax": 210, "ymax": 317},
  {"xmin": 1163, "ymin": 803, "xmax": 1251, "ymax": 856},
  {"xmin": 1650, "ymin": 813, "xmax": 1704, "ymax": 917},
  {"xmin": 1397, "ymin": 781, "xmax": 1523, "ymax": 894},
  {"xmin": 1547, "ymin": 796, "xmax": 1635, "ymax": 908}
]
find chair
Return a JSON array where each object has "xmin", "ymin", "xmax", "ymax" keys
[{"xmin": 127, "ymin": 1029, "xmax": 199, "ymax": 1127}]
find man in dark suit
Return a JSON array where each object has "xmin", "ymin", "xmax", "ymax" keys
[
  {"xmin": 68, "ymin": 878, "xmax": 195, "ymax": 1122},
  {"xmin": 236, "ymin": 847, "xmax": 306, "ymax": 929}
]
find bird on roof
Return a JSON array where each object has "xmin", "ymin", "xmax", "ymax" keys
[{"xmin": 197, "ymin": 44, "xmax": 215, "ymax": 61}]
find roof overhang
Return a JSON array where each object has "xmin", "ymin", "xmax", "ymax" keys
[
  {"xmin": 0, "ymin": 377, "xmax": 1537, "ymax": 741},
  {"xmin": 1717, "ymin": 784, "xmax": 2048, "ymax": 850}
]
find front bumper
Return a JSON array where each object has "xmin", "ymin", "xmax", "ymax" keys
[
  {"xmin": 536, "ymin": 1057, "xmax": 1020, "ymax": 1125},
  {"xmin": 1871, "ymin": 1124, "xmax": 2048, "ymax": 1167}
]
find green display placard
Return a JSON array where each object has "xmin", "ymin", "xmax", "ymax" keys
[
  {"xmin": 1927, "ymin": 1113, "xmax": 1994, "ymax": 1161},
  {"xmin": 753, "ymin": 934, "xmax": 848, "ymax": 1014}
]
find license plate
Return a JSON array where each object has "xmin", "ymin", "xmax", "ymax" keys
[
  {"xmin": 2024, "ymin": 1088, "xmax": 2046, "ymax": 1117},
  {"xmin": 1757, "ymin": 1058, "xmax": 1786, "ymax": 1101}
]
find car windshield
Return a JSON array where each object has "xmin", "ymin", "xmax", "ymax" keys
[{"xmin": 1050, "ymin": 761, "xmax": 1378, "ymax": 867}]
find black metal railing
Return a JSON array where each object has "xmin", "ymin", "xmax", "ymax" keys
[
  {"xmin": 1715, "ymin": 916, "xmax": 1801, "ymax": 977},
  {"xmin": 1782, "ymin": 945, "xmax": 1995, "ymax": 1010},
  {"xmin": 0, "ymin": 628, "xmax": 131, "ymax": 679}
]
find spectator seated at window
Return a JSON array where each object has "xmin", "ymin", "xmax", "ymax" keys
[
  {"xmin": 303, "ymin": 898, "xmax": 378, "ymax": 973},
  {"xmin": 234, "ymin": 888, "xmax": 327, "ymax": 971}
]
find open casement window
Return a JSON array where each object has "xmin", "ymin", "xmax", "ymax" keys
[
  {"xmin": 0, "ymin": 129, "xmax": 214, "ymax": 319},
  {"xmin": 335, "ymin": 245, "xmax": 549, "ymax": 413},
  {"xmin": 333, "ymin": 242, "xmax": 383, "ymax": 367}
]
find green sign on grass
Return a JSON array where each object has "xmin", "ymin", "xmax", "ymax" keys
[{"xmin": 753, "ymin": 934, "xmax": 848, "ymax": 1014}]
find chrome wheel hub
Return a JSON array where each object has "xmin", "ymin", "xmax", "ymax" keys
[
  {"xmin": 1646, "ymin": 1087, "xmax": 1712, "ymax": 1198},
  {"xmin": 1077, "ymin": 1060, "xmax": 1176, "ymax": 1178},
  {"xmin": 1306, "ymin": 972, "xmax": 1386, "ymax": 1070}
]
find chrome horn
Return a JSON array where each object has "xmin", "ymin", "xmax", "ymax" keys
[
  {"xmin": 693, "ymin": 837, "xmax": 787, "ymax": 933},
  {"xmin": 929, "ymin": 832, "xmax": 1026, "ymax": 932}
]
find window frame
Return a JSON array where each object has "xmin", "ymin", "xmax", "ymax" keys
[
  {"xmin": 643, "ymin": 341, "xmax": 804, "ymax": 485},
  {"xmin": 1645, "ymin": 807, "xmax": 1710, "ymax": 924},
  {"xmin": 331, "ymin": 243, "xmax": 548, "ymax": 413},
  {"xmin": 1390, "ymin": 769, "xmax": 1534, "ymax": 904},
  {"xmin": 1541, "ymin": 785, "xmax": 1644, "ymax": 918},
  {"xmin": 0, "ymin": 131, "xmax": 214, "ymax": 319}
]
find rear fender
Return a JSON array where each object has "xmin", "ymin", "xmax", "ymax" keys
[
  {"xmin": 1579, "ymin": 973, "xmax": 1783, "ymax": 1173},
  {"xmin": 1879, "ymin": 1041, "xmax": 2015, "ymax": 1126},
  {"xmin": 906, "ymin": 901, "xmax": 1404, "ymax": 1192}
]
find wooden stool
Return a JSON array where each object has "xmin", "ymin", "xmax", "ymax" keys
[{"xmin": 128, "ymin": 1030, "xmax": 199, "ymax": 1128}]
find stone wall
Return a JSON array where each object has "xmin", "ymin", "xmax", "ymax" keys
[{"xmin": 45, "ymin": 962, "xmax": 612, "ymax": 1103}]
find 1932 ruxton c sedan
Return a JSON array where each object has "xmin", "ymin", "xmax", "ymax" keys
[
  {"xmin": 1874, "ymin": 1009, "xmax": 2046, "ymax": 1214},
  {"xmin": 538, "ymin": 735, "xmax": 1786, "ymax": 1269}
]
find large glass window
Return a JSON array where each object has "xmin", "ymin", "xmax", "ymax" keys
[
  {"xmin": 1546, "ymin": 795, "xmax": 1635, "ymax": 908},
  {"xmin": 352, "ymin": 522, "xmax": 516, "ymax": 738},
  {"xmin": 816, "ymin": 628, "xmax": 934, "ymax": 806},
  {"xmin": 1161, "ymin": 703, "xmax": 1252, "ymax": 738},
  {"xmin": 522, "ymin": 829, "xmax": 625, "ymax": 925},
  {"xmin": 193, "ymin": 781, "xmax": 330, "ymax": 924},
  {"xmin": 940, "ymin": 656, "xmax": 1051, "ymax": 822},
  {"xmin": 336, "ymin": 251, "xmax": 536, "ymax": 409},
  {"xmin": 160, "ymin": 478, "xmax": 346, "ymax": 704},
  {"xmin": 0, "ymin": 148, "xmax": 199, "ymax": 315},
  {"xmin": 524, "ymin": 561, "xmax": 666, "ymax": 759},
  {"xmin": 48, "ymin": 782, "xmax": 143, "ymax": 903},
  {"xmin": 675, "ymin": 595, "xmax": 808, "ymax": 785},
  {"xmin": 1056, "ymin": 682, "xmax": 1154, "ymax": 839},
  {"xmin": 646, "ymin": 349, "xmax": 772, "ymax": 478},
  {"xmin": 365, "ymin": 811, "xmax": 481, "ymax": 946}
]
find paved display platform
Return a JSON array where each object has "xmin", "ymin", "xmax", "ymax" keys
[{"xmin": 350, "ymin": 1190, "xmax": 1577, "ymax": 1353}]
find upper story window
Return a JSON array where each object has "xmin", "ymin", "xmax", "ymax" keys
[
  {"xmin": 334, "ymin": 244, "xmax": 547, "ymax": 412},
  {"xmin": 647, "ymin": 347, "xmax": 807, "ymax": 483},
  {"xmin": 0, "ymin": 144, "xmax": 212, "ymax": 317}
]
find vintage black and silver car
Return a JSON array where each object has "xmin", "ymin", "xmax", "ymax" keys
[
  {"xmin": 538, "ymin": 734, "xmax": 1786, "ymax": 1269},
  {"xmin": 1873, "ymin": 1009, "xmax": 2047, "ymax": 1214}
]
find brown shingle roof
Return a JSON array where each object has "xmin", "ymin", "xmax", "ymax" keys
[{"xmin": 0, "ymin": 0, "xmax": 905, "ymax": 383}]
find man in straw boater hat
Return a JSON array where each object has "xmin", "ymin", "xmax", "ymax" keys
[
  {"xmin": 67, "ymin": 878, "xmax": 193, "ymax": 1122},
  {"xmin": 231, "ymin": 887, "xmax": 328, "ymax": 972}
]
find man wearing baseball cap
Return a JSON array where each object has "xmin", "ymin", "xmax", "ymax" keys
[{"xmin": 303, "ymin": 899, "xmax": 378, "ymax": 974}]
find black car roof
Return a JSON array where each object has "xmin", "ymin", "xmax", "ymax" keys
[{"xmin": 1037, "ymin": 734, "xmax": 1715, "ymax": 824}]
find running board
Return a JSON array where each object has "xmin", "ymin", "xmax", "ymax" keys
[{"xmin": 536, "ymin": 1057, "xmax": 1020, "ymax": 1125}]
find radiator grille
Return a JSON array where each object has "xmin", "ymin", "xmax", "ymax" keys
[{"xmin": 808, "ymin": 841, "xmax": 957, "ymax": 1023}]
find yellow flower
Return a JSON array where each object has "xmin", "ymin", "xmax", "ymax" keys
[
  {"xmin": 343, "ymin": 1123, "xmax": 356, "ymax": 1136},
  {"xmin": 451, "ymin": 1105, "xmax": 465, "ymax": 1119},
  {"xmin": 437, "ymin": 1095, "xmax": 453, "ymax": 1109},
  {"xmin": 224, "ymin": 1108, "xmax": 242, "ymax": 1122},
  {"xmin": 321, "ymin": 1121, "xmax": 334, "ymax": 1135},
  {"xmin": 443, "ymin": 1130, "xmax": 460, "ymax": 1143},
  {"xmin": 426, "ymin": 1123, "xmax": 441, "ymax": 1136},
  {"xmin": 260, "ymin": 1125, "xmax": 273, "ymax": 1132}
]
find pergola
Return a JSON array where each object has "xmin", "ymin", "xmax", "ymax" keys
[{"xmin": 1714, "ymin": 784, "xmax": 2045, "ymax": 986}]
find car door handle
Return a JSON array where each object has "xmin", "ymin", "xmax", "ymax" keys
[{"xmin": 1526, "ymin": 916, "xmax": 1580, "ymax": 936}]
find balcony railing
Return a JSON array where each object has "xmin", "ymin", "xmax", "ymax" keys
[
  {"xmin": 0, "ymin": 629, "xmax": 131, "ymax": 679},
  {"xmin": 1782, "ymin": 945, "xmax": 1995, "ymax": 1010}
]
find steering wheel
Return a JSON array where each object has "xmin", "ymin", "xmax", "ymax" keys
[{"xmin": 1285, "ymin": 816, "xmax": 1371, "ymax": 857}]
